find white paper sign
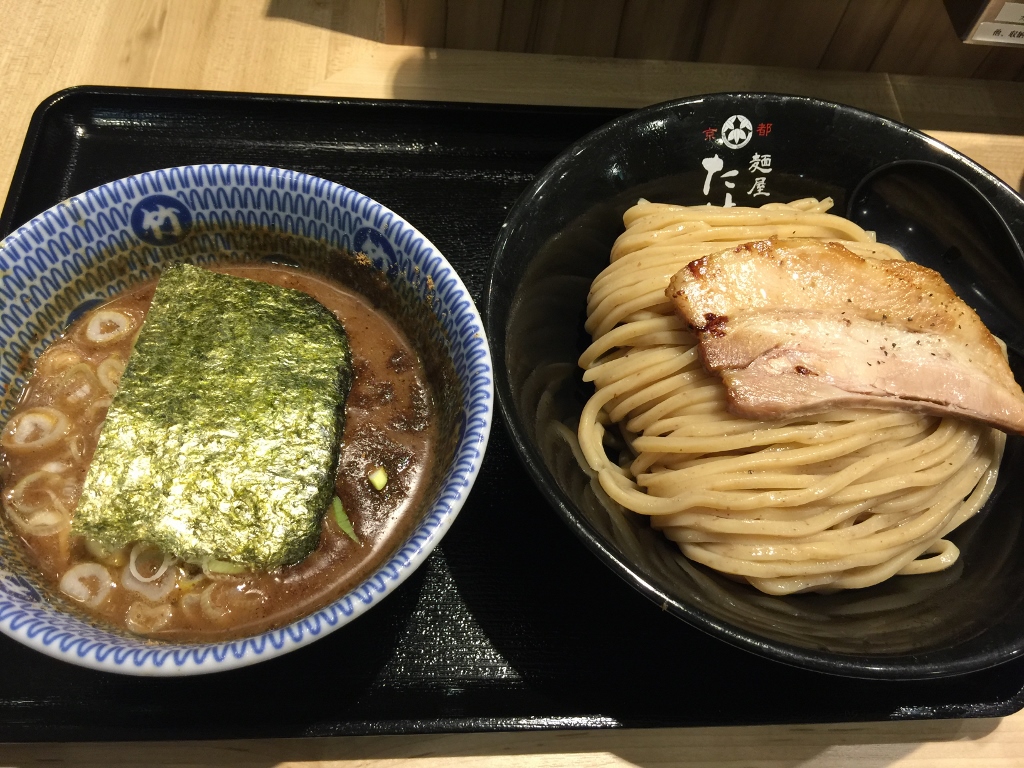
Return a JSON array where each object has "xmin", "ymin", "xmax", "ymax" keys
[
  {"xmin": 995, "ymin": 2, "xmax": 1024, "ymax": 24},
  {"xmin": 972, "ymin": 21, "xmax": 1024, "ymax": 43}
]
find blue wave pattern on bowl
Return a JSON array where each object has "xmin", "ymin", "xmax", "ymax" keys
[{"xmin": 0, "ymin": 165, "xmax": 492, "ymax": 674}]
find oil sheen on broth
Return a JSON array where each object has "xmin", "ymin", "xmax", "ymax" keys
[{"xmin": 0, "ymin": 264, "xmax": 437, "ymax": 641}]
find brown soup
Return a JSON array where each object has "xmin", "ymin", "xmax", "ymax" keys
[{"xmin": 0, "ymin": 264, "xmax": 436, "ymax": 642}]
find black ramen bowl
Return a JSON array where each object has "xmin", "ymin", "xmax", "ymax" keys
[{"xmin": 485, "ymin": 93, "xmax": 1024, "ymax": 679}]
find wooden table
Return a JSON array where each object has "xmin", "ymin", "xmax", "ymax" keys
[{"xmin": 3, "ymin": 2, "xmax": 1024, "ymax": 766}]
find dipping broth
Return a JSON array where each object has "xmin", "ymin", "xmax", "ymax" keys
[{"xmin": 0, "ymin": 264, "xmax": 437, "ymax": 641}]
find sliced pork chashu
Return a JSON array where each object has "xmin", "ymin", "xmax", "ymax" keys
[{"xmin": 665, "ymin": 238, "xmax": 1024, "ymax": 434}]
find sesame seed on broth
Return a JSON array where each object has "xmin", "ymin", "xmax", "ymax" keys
[{"xmin": 0, "ymin": 263, "xmax": 436, "ymax": 642}]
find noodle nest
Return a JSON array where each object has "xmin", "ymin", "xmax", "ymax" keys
[{"xmin": 577, "ymin": 198, "xmax": 1004, "ymax": 595}]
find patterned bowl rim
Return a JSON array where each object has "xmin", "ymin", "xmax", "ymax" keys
[{"xmin": 0, "ymin": 164, "xmax": 494, "ymax": 676}]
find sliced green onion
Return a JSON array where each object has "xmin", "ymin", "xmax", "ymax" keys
[
  {"xmin": 204, "ymin": 558, "xmax": 247, "ymax": 575},
  {"xmin": 332, "ymin": 496, "xmax": 359, "ymax": 543},
  {"xmin": 368, "ymin": 466, "xmax": 388, "ymax": 491}
]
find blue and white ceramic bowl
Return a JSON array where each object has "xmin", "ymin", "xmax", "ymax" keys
[{"xmin": 0, "ymin": 164, "xmax": 492, "ymax": 675}]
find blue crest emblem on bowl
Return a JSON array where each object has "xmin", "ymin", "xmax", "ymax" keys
[
  {"xmin": 64, "ymin": 298, "xmax": 107, "ymax": 330},
  {"xmin": 0, "ymin": 569, "xmax": 42, "ymax": 603},
  {"xmin": 353, "ymin": 227, "xmax": 396, "ymax": 268},
  {"xmin": 130, "ymin": 194, "xmax": 193, "ymax": 245}
]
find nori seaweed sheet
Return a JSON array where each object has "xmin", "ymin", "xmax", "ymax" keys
[{"xmin": 73, "ymin": 263, "xmax": 352, "ymax": 569}]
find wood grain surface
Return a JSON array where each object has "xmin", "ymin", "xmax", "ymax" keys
[
  {"xmin": 373, "ymin": 0, "xmax": 1024, "ymax": 79},
  {"xmin": 2, "ymin": 2, "xmax": 1024, "ymax": 766}
]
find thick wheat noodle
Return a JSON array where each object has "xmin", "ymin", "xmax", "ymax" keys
[
  {"xmin": 611, "ymin": 225, "xmax": 862, "ymax": 261},
  {"xmin": 577, "ymin": 198, "xmax": 1006, "ymax": 594},
  {"xmin": 601, "ymin": 416, "xmax": 984, "ymax": 514},
  {"xmin": 671, "ymin": 463, "xmax": 986, "ymax": 560},
  {"xmin": 638, "ymin": 419, "xmax": 972, "ymax": 494},
  {"xmin": 578, "ymin": 317, "xmax": 690, "ymax": 369}
]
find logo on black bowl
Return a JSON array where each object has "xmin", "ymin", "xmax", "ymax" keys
[
  {"xmin": 131, "ymin": 195, "xmax": 193, "ymax": 246},
  {"xmin": 721, "ymin": 115, "xmax": 753, "ymax": 150}
]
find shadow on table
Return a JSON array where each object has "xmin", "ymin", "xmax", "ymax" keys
[
  {"xmin": 0, "ymin": 717, "xmax": 1002, "ymax": 767},
  {"xmin": 264, "ymin": 0, "xmax": 383, "ymax": 40},
  {"xmin": 265, "ymin": 0, "xmax": 1024, "ymax": 140},
  {"xmin": 385, "ymin": 49, "xmax": 1024, "ymax": 137}
]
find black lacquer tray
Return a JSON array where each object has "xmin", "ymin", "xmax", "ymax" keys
[{"xmin": 0, "ymin": 86, "xmax": 1022, "ymax": 742}]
